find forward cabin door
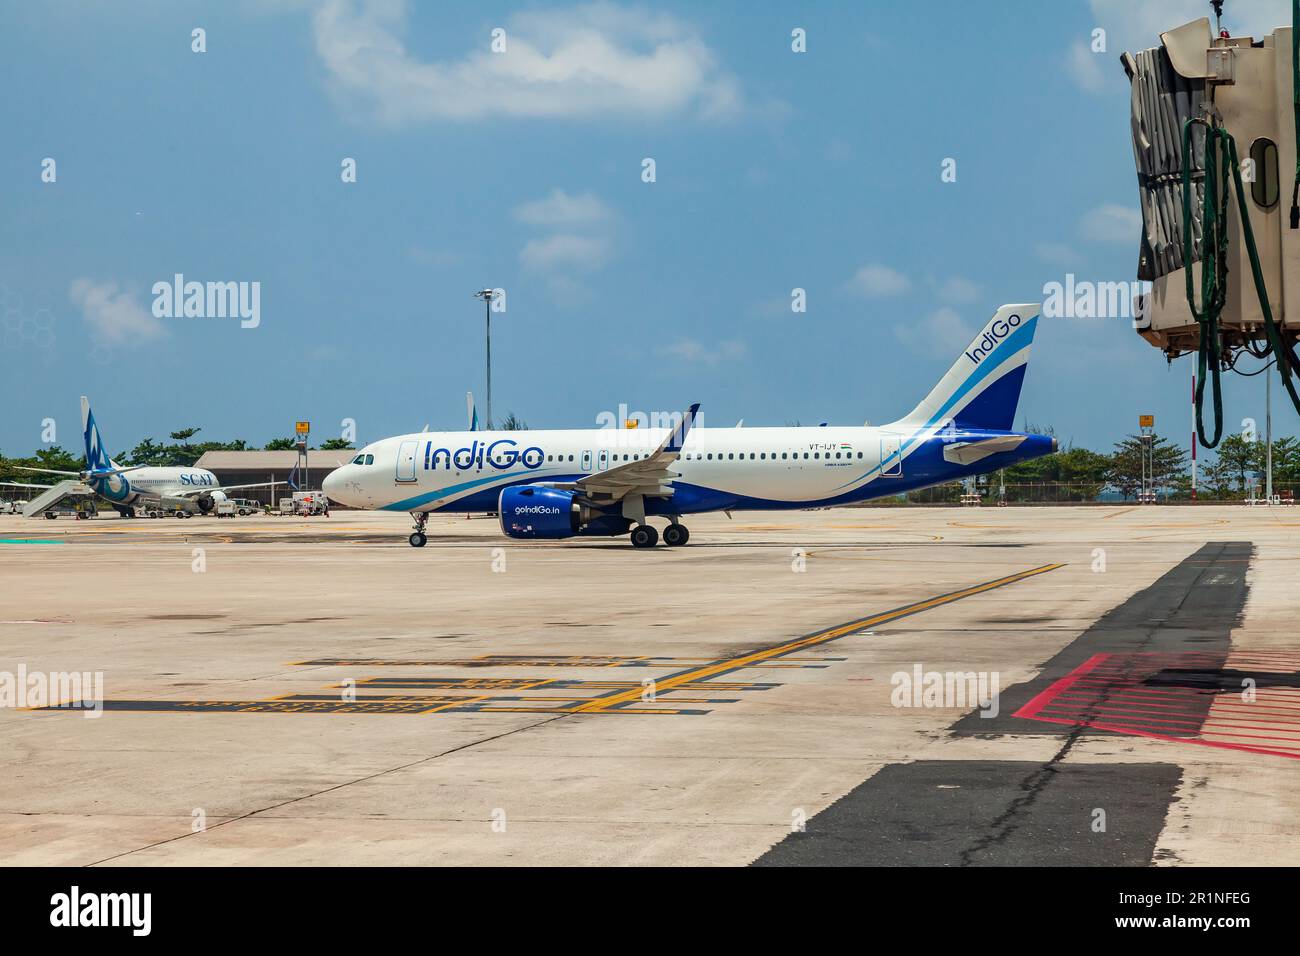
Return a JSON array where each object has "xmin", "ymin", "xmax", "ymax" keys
[{"xmin": 395, "ymin": 440, "xmax": 418, "ymax": 482}]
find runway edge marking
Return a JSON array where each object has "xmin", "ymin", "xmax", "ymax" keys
[{"xmin": 571, "ymin": 562, "xmax": 1066, "ymax": 714}]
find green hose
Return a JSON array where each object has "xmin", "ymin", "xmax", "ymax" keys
[
  {"xmin": 1182, "ymin": 117, "xmax": 1300, "ymax": 449},
  {"xmin": 1181, "ymin": 1, "xmax": 1300, "ymax": 448}
]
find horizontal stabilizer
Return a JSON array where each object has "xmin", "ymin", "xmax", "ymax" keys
[{"xmin": 942, "ymin": 434, "xmax": 1028, "ymax": 466}]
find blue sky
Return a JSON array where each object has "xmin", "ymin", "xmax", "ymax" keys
[{"xmin": 1, "ymin": 0, "xmax": 1294, "ymax": 456}]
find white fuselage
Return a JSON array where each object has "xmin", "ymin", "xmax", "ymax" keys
[
  {"xmin": 93, "ymin": 466, "xmax": 225, "ymax": 510},
  {"xmin": 324, "ymin": 423, "xmax": 920, "ymax": 515}
]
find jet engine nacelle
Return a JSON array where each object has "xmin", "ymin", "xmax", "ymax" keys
[
  {"xmin": 497, "ymin": 486, "xmax": 633, "ymax": 539},
  {"xmin": 498, "ymin": 486, "xmax": 579, "ymax": 539},
  {"xmin": 194, "ymin": 490, "xmax": 228, "ymax": 514}
]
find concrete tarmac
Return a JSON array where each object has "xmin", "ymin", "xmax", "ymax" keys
[{"xmin": 0, "ymin": 505, "xmax": 1297, "ymax": 866}]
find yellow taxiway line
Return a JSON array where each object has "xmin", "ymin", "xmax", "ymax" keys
[{"xmin": 570, "ymin": 563, "xmax": 1065, "ymax": 713}]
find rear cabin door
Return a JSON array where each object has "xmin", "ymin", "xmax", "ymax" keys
[{"xmin": 880, "ymin": 434, "xmax": 902, "ymax": 477}]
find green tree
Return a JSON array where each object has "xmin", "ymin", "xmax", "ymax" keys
[
  {"xmin": 319, "ymin": 437, "xmax": 354, "ymax": 450},
  {"xmin": 1200, "ymin": 455, "xmax": 1238, "ymax": 498},
  {"xmin": 263, "ymin": 437, "xmax": 298, "ymax": 451},
  {"xmin": 1212, "ymin": 432, "xmax": 1263, "ymax": 490},
  {"xmin": 1266, "ymin": 436, "xmax": 1300, "ymax": 482},
  {"xmin": 1000, "ymin": 432, "xmax": 1109, "ymax": 502},
  {"xmin": 0, "ymin": 445, "xmax": 84, "ymax": 488},
  {"xmin": 1107, "ymin": 433, "xmax": 1188, "ymax": 499},
  {"xmin": 498, "ymin": 412, "xmax": 528, "ymax": 430}
]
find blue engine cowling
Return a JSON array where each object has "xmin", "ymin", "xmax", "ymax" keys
[
  {"xmin": 498, "ymin": 486, "xmax": 580, "ymax": 539},
  {"xmin": 498, "ymin": 486, "xmax": 633, "ymax": 539}
]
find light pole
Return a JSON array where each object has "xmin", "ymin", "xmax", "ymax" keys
[
  {"xmin": 473, "ymin": 288, "xmax": 499, "ymax": 429},
  {"xmin": 1266, "ymin": 364, "xmax": 1274, "ymax": 502}
]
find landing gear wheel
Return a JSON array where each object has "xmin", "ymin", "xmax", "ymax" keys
[
  {"xmin": 663, "ymin": 523, "xmax": 689, "ymax": 547},
  {"xmin": 631, "ymin": 524, "xmax": 659, "ymax": 548},
  {"xmin": 408, "ymin": 511, "xmax": 429, "ymax": 548}
]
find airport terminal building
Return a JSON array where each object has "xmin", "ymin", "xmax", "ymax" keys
[{"xmin": 193, "ymin": 451, "xmax": 346, "ymax": 507}]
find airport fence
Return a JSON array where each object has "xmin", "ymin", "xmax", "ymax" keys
[{"xmin": 862, "ymin": 482, "xmax": 1300, "ymax": 505}]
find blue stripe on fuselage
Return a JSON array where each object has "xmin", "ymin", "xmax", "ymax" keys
[{"xmin": 644, "ymin": 431, "xmax": 1052, "ymax": 515}]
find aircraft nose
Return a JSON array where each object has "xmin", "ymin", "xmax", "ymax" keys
[{"xmin": 322, "ymin": 466, "xmax": 348, "ymax": 503}]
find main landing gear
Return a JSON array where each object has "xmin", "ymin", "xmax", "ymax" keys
[
  {"xmin": 409, "ymin": 512, "xmax": 428, "ymax": 548},
  {"xmin": 630, "ymin": 520, "xmax": 690, "ymax": 549},
  {"xmin": 630, "ymin": 524, "xmax": 658, "ymax": 549}
]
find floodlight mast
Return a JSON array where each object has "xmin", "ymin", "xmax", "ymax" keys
[{"xmin": 473, "ymin": 288, "xmax": 500, "ymax": 429}]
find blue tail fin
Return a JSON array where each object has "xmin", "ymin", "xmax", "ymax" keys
[
  {"xmin": 899, "ymin": 304, "xmax": 1040, "ymax": 432},
  {"xmin": 81, "ymin": 396, "xmax": 117, "ymax": 473}
]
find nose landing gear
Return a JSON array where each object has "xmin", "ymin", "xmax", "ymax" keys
[{"xmin": 409, "ymin": 511, "xmax": 428, "ymax": 548}]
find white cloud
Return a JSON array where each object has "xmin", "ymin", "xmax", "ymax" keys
[
  {"xmin": 935, "ymin": 276, "xmax": 981, "ymax": 304},
  {"xmin": 69, "ymin": 279, "xmax": 165, "ymax": 346},
  {"xmin": 513, "ymin": 189, "xmax": 613, "ymax": 227},
  {"xmin": 846, "ymin": 263, "xmax": 910, "ymax": 298},
  {"xmin": 519, "ymin": 233, "xmax": 611, "ymax": 272},
  {"xmin": 515, "ymin": 187, "xmax": 618, "ymax": 302},
  {"xmin": 656, "ymin": 338, "xmax": 746, "ymax": 364},
  {"xmin": 1088, "ymin": 0, "xmax": 1289, "ymax": 56},
  {"xmin": 894, "ymin": 307, "xmax": 974, "ymax": 355},
  {"xmin": 1034, "ymin": 241, "xmax": 1082, "ymax": 266},
  {"xmin": 1066, "ymin": 40, "xmax": 1108, "ymax": 93},
  {"xmin": 1080, "ymin": 203, "xmax": 1142, "ymax": 242},
  {"xmin": 311, "ymin": 0, "xmax": 743, "ymax": 125},
  {"xmin": 1069, "ymin": 3, "xmax": 1289, "ymax": 93}
]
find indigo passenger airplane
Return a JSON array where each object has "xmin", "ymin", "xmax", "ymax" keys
[{"xmin": 323, "ymin": 304, "xmax": 1055, "ymax": 548}]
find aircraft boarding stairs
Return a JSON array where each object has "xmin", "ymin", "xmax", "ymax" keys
[{"xmin": 21, "ymin": 480, "xmax": 95, "ymax": 518}]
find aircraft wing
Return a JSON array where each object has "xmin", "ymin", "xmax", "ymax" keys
[
  {"xmin": 11, "ymin": 465, "xmax": 80, "ymax": 477},
  {"xmin": 570, "ymin": 404, "xmax": 699, "ymax": 502},
  {"xmin": 1, "ymin": 481, "xmax": 60, "ymax": 489},
  {"xmin": 173, "ymin": 480, "xmax": 287, "ymax": 498},
  {"xmin": 13, "ymin": 464, "xmax": 146, "ymax": 479}
]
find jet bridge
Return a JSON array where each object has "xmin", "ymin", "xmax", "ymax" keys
[
  {"xmin": 1123, "ymin": 15, "xmax": 1298, "ymax": 354},
  {"xmin": 1121, "ymin": 5, "xmax": 1300, "ymax": 447}
]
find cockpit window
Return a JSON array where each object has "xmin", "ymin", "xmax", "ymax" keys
[
  {"xmin": 365, "ymin": 454, "xmax": 374, "ymax": 465},
  {"xmin": 351, "ymin": 454, "xmax": 375, "ymax": 465}
]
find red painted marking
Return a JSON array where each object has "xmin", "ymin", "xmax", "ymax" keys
[
  {"xmin": 1012, "ymin": 650, "xmax": 1300, "ymax": 760},
  {"xmin": 1016, "ymin": 653, "xmax": 1111, "ymax": 720}
]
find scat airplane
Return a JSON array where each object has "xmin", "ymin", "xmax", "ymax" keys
[
  {"xmin": 5, "ymin": 397, "xmax": 282, "ymax": 517},
  {"xmin": 323, "ymin": 304, "xmax": 1056, "ymax": 548}
]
